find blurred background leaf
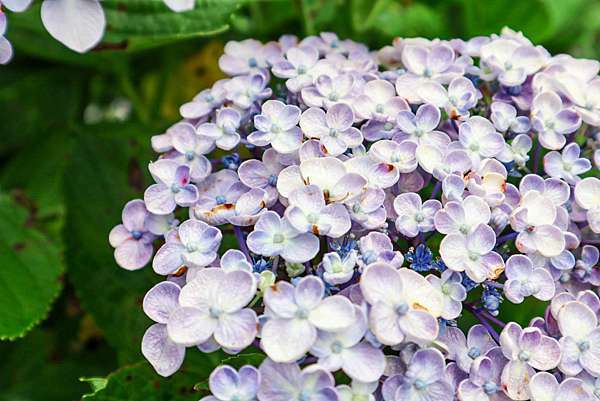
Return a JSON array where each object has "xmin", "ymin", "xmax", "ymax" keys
[{"xmin": 0, "ymin": 0, "xmax": 598, "ymax": 399}]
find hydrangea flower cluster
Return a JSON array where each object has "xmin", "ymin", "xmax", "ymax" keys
[{"xmin": 110, "ymin": 29, "xmax": 600, "ymax": 401}]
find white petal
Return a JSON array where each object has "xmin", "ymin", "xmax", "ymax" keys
[{"xmin": 41, "ymin": 0, "xmax": 106, "ymax": 53}]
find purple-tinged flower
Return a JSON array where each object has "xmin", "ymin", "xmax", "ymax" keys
[
  {"xmin": 529, "ymin": 371, "xmax": 592, "ymax": 401},
  {"xmin": 224, "ymin": 73, "xmax": 273, "ymax": 109},
  {"xmin": 109, "ymin": 199, "xmax": 157, "ymax": 270},
  {"xmin": 417, "ymin": 77, "xmax": 481, "ymax": 119},
  {"xmin": 454, "ymin": 116, "xmax": 505, "ymax": 167},
  {"xmin": 226, "ymin": 188, "xmax": 269, "ymax": 227},
  {"xmin": 152, "ymin": 219, "xmax": 222, "ymax": 275},
  {"xmin": 464, "ymin": 159, "xmax": 509, "ymax": 207},
  {"xmin": 169, "ymin": 124, "xmax": 212, "ymax": 182},
  {"xmin": 144, "ymin": 160, "xmax": 198, "ymax": 215},
  {"xmin": 257, "ymin": 358, "xmax": 339, "ymax": 401},
  {"xmin": 247, "ymin": 211, "xmax": 319, "ymax": 263},
  {"xmin": 417, "ymin": 145, "xmax": 472, "ymax": 180},
  {"xmin": 369, "ymin": 139, "xmax": 418, "ymax": 179},
  {"xmin": 322, "ymin": 251, "xmax": 357, "ymax": 285},
  {"xmin": 426, "ymin": 270, "xmax": 466, "ymax": 320},
  {"xmin": 238, "ymin": 148, "xmax": 286, "ymax": 207},
  {"xmin": 442, "ymin": 173, "xmax": 466, "ymax": 202},
  {"xmin": 554, "ymin": 75, "xmax": 600, "ymax": 126},
  {"xmin": 394, "ymin": 103, "xmax": 450, "ymax": 148},
  {"xmin": 344, "ymin": 155, "xmax": 397, "ymax": 190},
  {"xmin": 451, "ymin": 36, "xmax": 491, "ymax": 57},
  {"xmin": 393, "ymin": 192, "xmax": 441, "ymax": 238},
  {"xmin": 180, "ymin": 79, "xmax": 227, "ymax": 119},
  {"xmin": 573, "ymin": 245, "xmax": 600, "ymax": 286},
  {"xmin": 358, "ymin": 231, "xmax": 404, "ymax": 268},
  {"xmin": 301, "ymin": 73, "xmax": 356, "ymax": 109},
  {"xmin": 163, "ymin": 0, "xmax": 194, "ymax": 12},
  {"xmin": 219, "ymin": 39, "xmax": 281, "ymax": 76},
  {"xmin": 197, "ymin": 108, "xmax": 242, "ymax": 151},
  {"xmin": 382, "ymin": 348, "xmax": 453, "ymax": 401},
  {"xmin": 310, "ymin": 306, "xmax": 386, "ymax": 382},
  {"xmin": 141, "ymin": 281, "xmax": 185, "ymax": 377},
  {"xmin": 261, "ymin": 276, "xmax": 356, "ymax": 362},
  {"xmin": 480, "ymin": 39, "xmax": 545, "ymax": 86},
  {"xmin": 440, "ymin": 325, "xmax": 497, "ymax": 373},
  {"xmin": 556, "ymin": 300, "xmax": 600, "ymax": 376},
  {"xmin": 272, "ymin": 46, "xmax": 320, "ymax": 93},
  {"xmin": 360, "ymin": 263, "xmax": 443, "ymax": 345},
  {"xmin": 337, "ymin": 381, "xmax": 377, "ymax": 401},
  {"xmin": 168, "ymin": 267, "xmax": 257, "ymax": 349},
  {"xmin": 498, "ymin": 134, "xmax": 532, "ymax": 167},
  {"xmin": 299, "ymin": 103, "xmax": 363, "ymax": 156},
  {"xmin": 0, "ymin": 8, "xmax": 13, "ymax": 64},
  {"xmin": 456, "ymin": 348, "xmax": 509, "ymax": 401},
  {"xmin": 544, "ymin": 142, "xmax": 592, "ymax": 185},
  {"xmin": 434, "ymin": 195, "xmax": 491, "ymax": 235},
  {"xmin": 440, "ymin": 223, "xmax": 505, "ymax": 283},
  {"xmin": 277, "ymin": 157, "xmax": 367, "ymax": 202},
  {"xmin": 192, "ymin": 170, "xmax": 248, "ymax": 225},
  {"xmin": 574, "ymin": 177, "xmax": 600, "ymax": 233},
  {"xmin": 345, "ymin": 187, "xmax": 387, "ymax": 230},
  {"xmin": 248, "ymin": 100, "xmax": 303, "ymax": 154},
  {"xmin": 490, "ymin": 101, "xmax": 530, "ymax": 134},
  {"xmin": 285, "ymin": 185, "xmax": 351, "ymax": 237},
  {"xmin": 40, "ymin": 0, "xmax": 105, "ymax": 53},
  {"xmin": 401, "ymin": 43, "xmax": 460, "ymax": 81},
  {"xmin": 353, "ymin": 79, "xmax": 409, "ymax": 122},
  {"xmin": 499, "ymin": 322, "xmax": 561, "ymax": 400},
  {"xmin": 200, "ymin": 365, "xmax": 260, "ymax": 401},
  {"xmin": 504, "ymin": 254, "xmax": 555, "ymax": 304},
  {"xmin": 531, "ymin": 91, "xmax": 582, "ymax": 150}
]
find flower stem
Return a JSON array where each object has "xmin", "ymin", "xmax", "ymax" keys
[
  {"xmin": 464, "ymin": 304, "xmax": 500, "ymax": 343},
  {"xmin": 533, "ymin": 138, "xmax": 543, "ymax": 174},
  {"xmin": 430, "ymin": 180, "xmax": 442, "ymax": 200},
  {"xmin": 495, "ymin": 231, "xmax": 518, "ymax": 246},
  {"xmin": 233, "ymin": 225, "xmax": 251, "ymax": 261}
]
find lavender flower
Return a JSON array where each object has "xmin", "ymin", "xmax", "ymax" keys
[
  {"xmin": 360, "ymin": 263, "xmax": 443, "ymax": 345},
  {"xmin": 238, "ymin": 148, "xmax": 286, "ymax": 207},
  {"xmin": 531, "ymin": 91, "xmax": 581, "ymax": 150},
  {"xmin": 544, "ymin": 142, "xmax": 592, "ymax": 185},
  {"xmin": 574, "ymin": 177, "xmax": 600, "ymax": 233},
  {"xmin": 152, "ymin": 219, "xmax": 222, "ymax": 275},
  {"xmin": 197, "ymin": 108, "xmax": 242, "ymax": 151},
  {"xmin": 247, "ymin": 211, "xmax": 319, "ymax": 263},
  {"xmin": 218, "ymin": 39, "xmax": 280, "ymax": 76},
  {"xmin": 393, "ymin": 193, "xmax": 441, "ymax": 238},
  {"xmin": 261, "ymin": 276, "xmax": 355, "ymax": 362},
  {"xmin": 504, "ymin": 254, "xmax": 555, "ymax": 304},
  {"xmin": 109, "ymin": 200, "xmax": 157, "ymax": 270},
  {"xmin": 299, "ymin": 103, "xmax": 363, "ymax": 156},
  {"xmin": 168, "ymin": 267, "xmax": 257, "ymax": 349},
  {"xmin": 353, "ymin": 79, "xmax": 409, "ymax": 122},
  {"xmin": 144, "ymin": 160, "xmax": 198, "ymax": 215},
  {"xmin": 248, "ymin": 100, "xmax": 303, "ymax": 154},
  {"xmin": 200, "ymin": 365, "xmax": 260, "ymax": 401}
]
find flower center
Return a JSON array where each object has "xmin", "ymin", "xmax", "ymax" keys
[
  {"xmin": 467, "ymin": 346, "xmax": 481, "ymax": 359},
  {"xmin": 518, "ymin": 350, "xmax": 530, "ymax": 362},
  {"xmin": 307, "ymin": 213, "xmax": 319, "ymax": 224},
  {"xmin": 209, "ymin": 306, "xmax": 222, "ymax": 318},
  {"xmin": 268, "ymin": 174, "xmax": 278, "ymax": 186},
  {"xmin": 248, "ymin": 57, "xmax": 258, "ymax": 68},
  {"xmin": 331, "ymin": 340, "xmax": 343, "ymax": 354},
  {"xmin": 414, "ymin": 212, "xmax": 425, "ymax": 223},
  {"xmin": 185, "ymin": 151, "xmax": 195, "ymax": 161},
  {"xmin": 171, "ymin": 183, "xmax": 181, "ymax": 193},
  {"xmin": 384, "ymin": 122, "xmax": 394, "ymax": 131},
  {"xmin": 483, "ymin": 382, "xmax": 498, "ymax": 395},
  {"xmin": 375, "ymin": 104, "xmax": 385, "ymax": 113},
  {"xmin": 131, "ymin": 230, "xmax": 143, "ymax": 240},
  {"xmin": 578, "ymin": 340, "xmax": 590, "ymax": 352},
  {"xmin": 216, "ymin": 195, "xmax": 227, "ymax": 205},
  {"xmin": 328, "ymin": 127, "xmax": 338, "ymax": 137},
  {"xmin": 395, "ymin": 302, "xmax": 409, "ymax": 316},
  {"xmin": 295, "ymin": 308, "xmax": 309, "ymax": 319},
  {"xmin": 414, "ymin": 379, "xmax": 427, "ymax": 390},
  {"xmin": 273, "ymin": 233, "xmax": 285, "ymax": 244}
]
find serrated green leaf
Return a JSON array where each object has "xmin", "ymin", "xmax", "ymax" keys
[
  {"xmin": 63, "ymin": 127, "xmax": 159, "ymax": 362},
  {"xmin": 81, "ymin": 352, "xmax": 229, "ymax": 401},
  {"xmin": 7, "ymin": 0, "xmax": 242, "ymax": 65},
  {"xmin": 0, "ymin": 194, "xmax": 64, "ymax": 340}
]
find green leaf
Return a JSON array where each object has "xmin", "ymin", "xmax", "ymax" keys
[
  {"xmin": 7, "ymin": 0, "xmax": 242, "ymax": 65},
  {"xmin": 0, "ymin": 193, "xmax": 64, "ymax": 339},
  {"xmin": 63, "ymin": 126, "xmax": 159, "ymax": 362},
  {"xmin": 81, "ymin": 351, "xmax": 265, "ymax": 401}
]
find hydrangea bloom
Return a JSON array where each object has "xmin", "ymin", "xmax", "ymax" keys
[{"xmin": 110, "ymin": 30, "xmax": 600, "ymax": 401}]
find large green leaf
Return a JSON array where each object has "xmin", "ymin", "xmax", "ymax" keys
[
  {"xmin": 0, "ymin": 194, "xmax": 64, "ymax": 339},
  {"xmin": 63, "ymin": 126, "xmax": 159, "ymax": 362},
  {"xmin": 7, "ymin": 0, "xmax": 242, "ymax": 65}
]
